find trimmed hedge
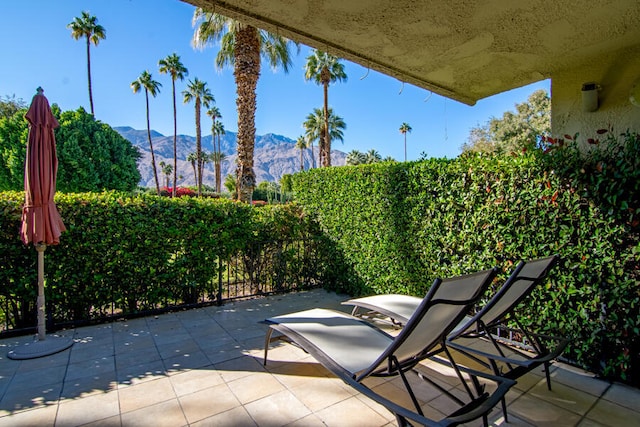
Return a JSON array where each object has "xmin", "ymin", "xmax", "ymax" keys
[
  {"xmin": 0, "ymin": 193, "xmax": 339, "ymax": 330},
  {"xmin": 292, "ymin": 149, "xmax": 638, "ymax": 384}
]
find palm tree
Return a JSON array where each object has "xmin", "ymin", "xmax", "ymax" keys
[
  {"xmin": 304, "ymin": 50, "xmax": 347, "ymax": 167},
  {"xmin": 399, "ymin": 122, "xmax": 412, "ymax": 162},
  {"xmin": 187, "ymin": 152, "xmax": 198, "ymax": 185},
  {"xmin": 67, "ymin": 11, "xmax": 106, "ymax": 116},
  {"xmin": 210, "ymin": 120, "xmax": 226, "ymax": 193},
  {"xmin": 159, "ymin": 161, "xmax": 173, "ymax": 189},
  {"xmin": 365, "ymin": 149, "xmax": 382, "ymax": 163},
  {"xmin": 207, "ymin": 106, "xmax": 224, "ymax": 193},
  {"xmin": 131, "ymin": 71, "xmax": 162, "ymax": 195},
  {"xmin": 183, "ymin": 78, "xmax": 214, "ymax": 197},
  {"xmin": 295, "ymin": 135, "xmax": 308, "ymax": 171},
  {"xmin": 192, "ymin": 9, "xmax": 298, "ymax": 203},
  {"xmin": 303, "ymin": 107, "xmax": 346, "ymax": 166},
  {"xmin": 158, "ymin": 53, "xmax": 188, "ymax": 197},
  {"xmin": 346, "ymin": 150, "xmax": 366, "ymax": 166}
]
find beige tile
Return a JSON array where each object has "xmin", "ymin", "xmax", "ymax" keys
[
  {"xmin": 118, "ymin": 377, "xmax": 176, "ymax": 413},
  {"xmin": 508, "ymin": 392, "xmax": 582, "ymax": 426},
  {"xmin": 244, "ymin": 389, "xmax": 311, "ymax": 426},
  {"xmin": 227, "ymin": 372, "xmax": 286, "ymax": 404},
  {"xmin": 314, "ymin": 395, "xmax": 389, "ymax": 427},
  {"xmin": 163, "ymin": 350, "xmax": 212, "ymax": 373},
  {"xmin": 549, "ymin": 363, "xmax": 609, "ymax": 397},
  {"xmin": 81, "ymin": 414, "xmax": 122, "ymax": 426},
  {"xmin": 116, "ymin": 359, "xmax": 167, "ymax": 386},
  {"xmin": 487, "ymin": 413, "xmax": 536, "ymax": 426},
  {"xmin": 65, "ymin": 356, "xmax": 116, "ymax": 382},
  {"xmin": 285, "ymin": 413, "xmax": 326, "ymax": 427},
  {"xmin": 289, "ymin": 375, "xmax": 354, "ymax": 412},
  {"xmin": 120, "ymin": 398, "xmax": 187, "ymax": 427},
  {"xmin": 267, "ymin": 359, "xmax": 330, "ymax": 389},
  {"xmin": 215, "ymin": 355, "xmax": 265, "ymax": 383},
  {"xmin": 584, "ymin": 398, "xmax": 640, "ymax": 427},
  {"xmin": 56, "ymin": 390, "xmax": 120, "ymax": 426},
  {"xmin": 0, "ymin": 382, "xmax": 62, "ymax": 414},
  {"xmin": 601, "ymin": 382, "xmax": 640, "ymax": 412},
  {"xmin": 170, "ymin": 368, "xmax": 224, "ymax": 397},
  {"xmin": 190, "ymin": 405, "xmax": 257, "ymax": 427},
  {"xmin": 0, "ymin": 404, "xmax": 57, "ymax": 427},
  {"xmin": 179, "ymin": 383, "xmax": 242, "ymax": 424},
  {"xmin": 527, "ymin": 378, "xmax": 599, "ymax": 416},
  {"xmin": 9, "ymin": 364, "xmax": 67, "ymax": 389},
  {"xmin": 60, "ymin": 371, "xmax": 118, "ymax": 399}
]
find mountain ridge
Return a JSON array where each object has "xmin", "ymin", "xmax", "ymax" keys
[{"xmin": 114, "ymin": 127, "xmax": 346, "ymax": 188}]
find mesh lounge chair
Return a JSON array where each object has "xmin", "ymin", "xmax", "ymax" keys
[
  {"xmin": 344, "ymin": 255, "xmax": 569, "ymax": 422},
  {"xmin": 264, "ymin": 268, "xmax": 516, "ymax": 427}
]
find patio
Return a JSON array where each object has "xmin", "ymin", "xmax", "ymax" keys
[{"xmin": 0, "ymin": 289, "xmax": 637, "ymax": 426}]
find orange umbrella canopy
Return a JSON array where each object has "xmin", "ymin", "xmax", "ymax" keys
[{"xmin": 20, "ymin": 88, "xmax": 66, "ymax": 246}]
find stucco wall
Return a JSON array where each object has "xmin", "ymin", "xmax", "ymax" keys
[{"xmin": 551, "ymin": 45, "xmax": 640, "ymax": 140}]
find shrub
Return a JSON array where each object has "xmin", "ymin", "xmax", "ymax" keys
[{"xmin": 292, "ymin": 136, "xmax": 638, "ymax": 384}]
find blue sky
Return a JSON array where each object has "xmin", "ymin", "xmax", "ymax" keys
[{"xmin": 1, "ymin": 0, "xmax": 549, "ymax": 160}]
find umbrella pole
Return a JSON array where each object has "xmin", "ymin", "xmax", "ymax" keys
[{"xmin": 36, "ymin": 243, "xmax": 47, "ymax": 341}]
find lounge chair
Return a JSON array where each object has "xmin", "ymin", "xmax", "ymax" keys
[
  {"xmin": 344, "ymin": 255, "xmax": 569, "ymax": 422},
  {"xmin": 263, "ymin": 268, "xmax": 516, "ymax": 427}
]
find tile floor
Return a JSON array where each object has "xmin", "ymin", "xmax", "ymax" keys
[{"xmin": 0, "ymin": 289, "xmax": 637, "ymax": 426}]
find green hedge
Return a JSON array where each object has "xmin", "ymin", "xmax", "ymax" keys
[
  {"xmin": 0, "ymin": 193, "xmax": 338, "ymax": 329},
  {"xmin": 292, "ymin": 148, "xmax": 638, "ymax": 384}
]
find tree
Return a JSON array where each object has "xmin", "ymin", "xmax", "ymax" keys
[
  {"xmin": 304, "ymin": 50, "xmax": 347, "ymax": 167},
  {"xmin": 399, "ymin": 122, "xmax": 412, "ymax": 162},
  {"xmin": 158, "ymin": 53, "xmax": 188, "ymax": 197},
  {"xmin": 346, "ymin": 149, "xmax": 381, "ymax": 165},
  {"xmin": 67, "ymin": 11, "xmax": 106, "ymax": 116},
  {"xmin": 461, "ymin": 89, "xmax": 551, "ymax": 155},
  {"xmin": 303, "ymin": 107, "xmax": 346, "ymax": 165},
  {"xmin": 131, "ymin": 71, "xmax": 162, "ymax": 195},
  {"xmin": 0, "ymin": 95, "xmax": 26, "ymax": 119},
  {"xmin": 207, "ymin": 106, "xmax": 225, "ymax": 193},
  {"xmin": 183, "ymin": 78, "xmax": 214, "ymax": 197},
  {"xmin": 365, "ymin": 149, "xmax": 382, "ymax": 164},
  {"xmin": 192, "ymin": 9, "xmax": 298, "ymax": 203},
  {"xmin": 0, "ymin": 105, "xmax": 28, "ymax": 190},
  {"xmin": 224, "ymin": 174, "xmax": 237, "ymax": 198},
  {"xmin": 187, "ymin": 152, "xmax": 198, "ymax": 184},
  {"xmin": 159, "ymin": 161, "xmax": 173, "ymax": 188},
  {"xmin": 295, "ymin": 135, "xmax": 308, "ymax": 171},
  {"xmin": 55, "ymin": 107, "xmax": 141, "ymax": 192},
  {"xmin": 346, "ymin": 149, "xmax": 367, "ymax": 166}
]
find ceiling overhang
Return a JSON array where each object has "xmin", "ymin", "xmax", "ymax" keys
[{"xmin": 184, "ymin": 0, "xmax": 640, "ymax": 106}]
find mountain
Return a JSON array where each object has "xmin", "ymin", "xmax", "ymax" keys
[{"xmin": 114, "ymin": 127, "xmax": 347, "ymax": 188}]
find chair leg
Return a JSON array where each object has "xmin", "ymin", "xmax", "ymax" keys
[
  {"xmin": 392, "ymin": 356, "xmax": 424, "ymax": 416},
  {"xmin": 264, "ymin": 327, "xmax": 273, "ymax": 366},
  {"xmin": 501, "ymin": 396, "xmax": 509, "ymax": 423},
  {"xmin": 544, "ymin": 361, "xmax": 553, "ymax": 391}
]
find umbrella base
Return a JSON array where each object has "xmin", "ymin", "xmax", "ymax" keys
[{"xmin": 7, "ymin": 336, "xmax": 74, "ymax": 360}]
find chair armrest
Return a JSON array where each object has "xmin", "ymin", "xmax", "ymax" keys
[{"xmin": 447, "ymin": 332, "xmax": 570, "ymax": 367}]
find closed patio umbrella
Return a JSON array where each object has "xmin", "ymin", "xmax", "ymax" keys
[{"xmin": 8, "ymin": 87, "xmax": 73, "ymax": 359}]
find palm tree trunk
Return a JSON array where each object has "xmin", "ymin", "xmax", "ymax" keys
[
  {"xmin": 234, "ymin": 25, "xmax": 260, "ymax": 203},
  {"xmin": 215, "ymin": 162, "xmax": 221, "ymax": 193},
  {"xmin": 404, "ymin": 134, "xmax": 407, "ymax": 162},
  {"xmin": 311, "ymin": 142, "xmax": 316, "ymax": 168},
  {"xmin": 86, "ymin": 37, "xmax": 94, "ymax": 115},
  {"xmin": 300, "ymin": 147, "xmax": 304, "ymax": 171},
  {"xmin": 323, "ymin": 80, "xmax": 330, "ymax": 167},
  {"xmin": 195, "ymin": 100, "xmax": 202, "ymax": 197},
  {"xmin": 171, "ymin": 79, "xmax": 177, "ymax": 197},
  {"xmin": 145, "ymin": 90, "xmax": 160, "ymax": 195}
]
